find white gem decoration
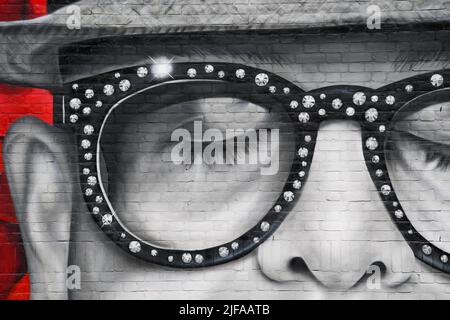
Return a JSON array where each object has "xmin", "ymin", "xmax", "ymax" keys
[
  {"xmin": 260, "ymin": 221, "xmax": 270, "ymax": 232},
  {"xmin": 81, "ymin": 139, "xmax": 91, "ymax": 149},
  {"xmin": 283, "ymin": 191, "xmax": 294, "ymax": 202},
  {"xmin": 102, "ymin": 214, "xmax": 113, "ymax": 225},
  {"xmin": 394, "ymin": 209, "xmax": 404, "ymax": 219},
  {"xmin": 298, "ymin": 147, "xmax": 308, "ymax": 158},
  {"xmin": 151, "ymin": 249, "xmax": 158, "ymax": 256},
  {"xmin": 353, "ymin": 92, "xmax": 366, "ymax": 105},
  {"xmin": 293, "ymin": 180, "xmax": 302, "ymax": 189},
  {"xmin": 431, "ymin": 74, "xmax": 444, "ymax": 87},
  {"xmin": 298, "ymin": 112, "xmax": 310, "ymax": 123},
  {"xmin": 85, "ymin": 89, "xmax": 94, "ymax": 99},
  {"xmin": 375, "ymin": 169, "xmax": 383, "ymax": 177},
  {"xmin": 218, "ymin": 70, "xmax": 225, "ymax": 78},
  {"xmin": 205, "ymin": 64, "xmax": 214, "ymax": 73},
  {"xmin": 92, "ymin": 207, "xmax": 99, "ymax": 215},
  {"xmin": 87, "ymin": 176, "xmax": 97, "ymax": 186},
  {"xmin": 365, "ymin": 108, "xmax": 378, "ymax": 122},
  {"xmin": 441, "ymin": 255, "xmax": 448, "ymax": 263},
  {"xmin": 381, "ymin": 184, "xmax": 391, "ymax": 196},
  {"xmin": 405, "ymin": 84, "xmax": 413, "ymax": 92},
  {"xmin": 231, "ymin": 242, "xmax": 239, "ymax": 250},
  {"xmin": 283, "ymin": 87, "xmax": 290, "ymax": 94},
  {"xmin": 346, "ymin": 107, "xmax": 355, "ymax": 116},
  {"xmin": 218, "ymin": 246, "xmax": 229, "ymax": 257},
  {"xmin": 269, "ymin": 86, "xmax": 276, "ymax": 93},
  {"xmin": 371, "ymin": 95, "xmax": 379, "ymax": 103},
  {"xmin": 168, "ymin": 256, "xmax": 174, "ymax": 262},
  {"xmin": 103, "ymin": 84, "xmax": 114, "ymax": 96},
  {"xmin": 95, "ymin": 100, "xmax": 103, "ymax": 108},
  {"xmin": 129, "ymin": 241, "xmax": 141, "ymax": 253},
  {"xmin": 82, "ymin": 107, "xmax": 91, "ymax": 116},
  {"xmin": 332, "ymin": 98, "xmax": 343, "ymax": 110},
  {"xmin": 187, "ymin": 68, "xmax": 197, "ymax": 78},
  {"xmin": 70, "ymin": 98, "xmax": 81, "ymax": 110},
  {"xmin": 195, "ymin": 254, "xmax": 204, "ymax": 264},
  {"xmin": 95, "ymin": 196, "xmax": 103, "ymax": 203},
  {"xmin": 422, "ymin": 244, "xmax": 432, "ymax": 255},
  {"xmin": 290, "ymin": 100, "xmax": 299, "ymax": 109},
  {"xmin": 366, "ymin": 137, "xmax": 378, "ymax": 150},
  {"xmin": 304, "ymin": 135, "xmax": 312, "ymax": 143},
  {"xmin": 85, "ymin": 188, "xmax": 93, "ymax": 196},
  {"xmin": 235, "ymin": 69, "xmax": 245, "ymax": 79},
  {"xmin": 318, "ymin": 108, "xmax": 326, "ymax": 116},
  {"xmin": 84, "ymin": 125, "xmax": 94, "ymax": 135},
  {"xmin": 379, "ymin": 125, "xmax": 386, "ymax": 133},
  {"xmin": 255, "ymin": 73, "xmax": 269, "ymax": 86},
  {"xmin": 320, "ymin": 93, "xmax": 326, "ymax": 100},
  {"xmin": 253, "ymin": 237, "xmax": 260, "ymax": 243},
  {"xmin": 182, "ymin": 253, "xmax": 192, "ymax": 263},
  {"xmin": 274, "ymin": 205, "xmax": 282, "ymax": 213},
  {"xmin": 72, "ymin": 84, "xmax": 79, "ymax": 90},
  {"xmin": 84, "ymin": 153, "xmax": 93, "ymax": 161},
  {"xmin": 372, "ymin": 155, "xmax": 380, "ymax": 163},
  {"xmin": 69, "ymin": 114, "xmax": 78, "ymax": 123},
  {"xmin": 302, "ymin": 95, "xmax": 315, "ymax": 108},
  {"xmin": 298, "ymin": 171, "xmax": 305, "ymax": 178},
  {"xmin": 82, "ymin": 168, "xmax": 90, "ymax": 175},
  {"xmin": 385, "ymin": 95, "xmax": 395, "ymax": 105},
  {"xmin": 137, "ymin": 67, "xmax": 148, "ymax": 78},
  {"xmin": 119, "ymin": 79, "xmax": 131, "ymax": 92}
]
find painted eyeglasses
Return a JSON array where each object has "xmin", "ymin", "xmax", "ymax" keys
[{"xmin": 59, "ymin": 62, "xmax": 450, "ymax": 272}]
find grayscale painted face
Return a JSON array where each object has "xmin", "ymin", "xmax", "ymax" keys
[{"xmin": 5, "ymin": 30, "xmax": 450, "ymax": 299}]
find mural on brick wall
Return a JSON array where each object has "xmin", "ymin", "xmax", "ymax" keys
[{"xmin": 1, "ymin": 0, "xmax": 450, "ymax": 299}]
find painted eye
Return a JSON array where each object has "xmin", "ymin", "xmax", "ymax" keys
[{"xmin": 385, "ymin": 90, "xmax": 450, "ymax": 253}]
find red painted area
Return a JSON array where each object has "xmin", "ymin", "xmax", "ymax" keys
[{"xmin": 0, "ymin": 0, "xmax": 51, "ymax": 300}]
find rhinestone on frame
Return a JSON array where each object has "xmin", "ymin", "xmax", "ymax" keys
[
  {"xmin": 84, "ymin": 153, "xmax": 93, "ymax": 161},
  {"xmin": 182, "ymin": 253, "xmax": 192, "ymax": 263},
  {"xmin": 320, "ymin": 93, "xmax": 326, "ymax": 100},
  {"xmin": 365, "ymin": 108, "xmax": 378, "ymax": 122},
  {"xmin": 274, "ymin": 205, "xmax": 282, "ymax": 213},
  {"xmin": 385, "ymin": 95, "xmax": 395, "ymax": 105},
  {"xmin": 95, "ymin": 100, "xmax": 103, "ymax": 108},
  {"xmin": 375, "ymin": 169, "xmax": 383, "ymax": 177},
  {"xmin": 283, "ymin": 191, "xmax": 294, "ymax": 202},
  {"xmin": 187, "ymin": 68, "xmax": 197, "ymax": 78},
  {"xmin": 119, "ymin": 80, "xmax": 131, "ymax": 92},
  {"xmin": 405, "ymin": 84, "xmax": 413, "ymax": 93},
  {"xmin": 102, "ymin": 214, "xmax": 113, "ymax": 225},
  {"xmin": 332, "ymin": 98, "xmax": 343, "ymax": 110},
  {"xmin": 346, "ymin": 107, "xmax": 355, "ymax": 117},
  {"xmin": 137, "ymin": 66, "xmax": 148, "ymax": 78},
  {"xmin": 394, "ymin": 209, "xmax": 404, "ymax": 219},
  {"xmin": 353, "ymin": 92, "xmax": 366, "ymax": 106},
  {"xmin": 81, "ymin": 139, "xmax": 91, "ymax": 149},
  {"xmin": 129, "ymin": 241, "xmax": 141, "ymax": 253},
  {"xmin": 298, "ymin": 171, "xmax": 305, "ymax": 178},
  {"xmin": 298, "ymin": 147, "xmax": 308, "ymax": 158},
  {"xmin": 92, "ymin": 207, "xmax": 100, "ymax": 215},
  {"xmin": 431, "ymin": 74, "xmax": 444, "ymax": 87},
  {"xmin": 82, "ymin": 107, "xmax": 91, "ymax": 116},
  {"xmin": 72, "ymin": 84, "xmax": 79, "ymax": 91},
  {"xmin": 407, "ymin": 229, "xmax": 413, "ymax": 235},
  {"xmin": 290, "ymin": 100, "xmax": 299, "ymax": 109},
  {"xmin": 103, "ymin": 84, "xmax": 114, "ymax": 96},
  {"xmin": 298, "ymin": 112, "xmax": 310, "ymax": 123},
  {"xmin": 293, "ymin": 180, "xmax": 302, "ymax": 189},
  {"xmin": 95, "ymin": 196, "xmax": 103, "ymax": 204},
  {"xmin": 283, "ymin": 87, "xmax": 290, "ymax": 94},
  {"xmin": 269, "ymin": 86, "xmax": 276, "ymax": 93},
  {"xmin": 70, "ymin": 98, "xmax": 81, "ymax": 110},
  {"xmin": 422, "ymin": 244, "xmax": 432, "ymax": 255},
  {"xmin": 318, "ymin": 108, "xmax": 326, "ymax": 116},
  {"xmin": 85, "ymin": 89, "xmax": 94, "ymax": 99},
  {"xmin": 371, "ymin": 95, "xmax": 379, "ymax": 103},
  {"xmin": 218, "ymin": 70, "xmax": 225, "ymax": 78},
  {"xmin": 84, "ymin": 125, "xmax": 94, "ymax": 135},
  {"xmin": 82, "ymin": 168, "xmax": 90, "ymax": 175},
  {"xmin": 114, "ymin": 72, "xmax": 121, "ymax": 79},
  {"xmin": 304, "ymin": 135, "xmax": 312, "ymax": 143},
  {"xmin": 302, "ymin": 95, "xmax": 315, "ymax": 108},
  {"xmin": 365, "ymin": 137, "xmax": 378, "ymax": 150},
  {"xmin": 120, "ymin": 233, "xmax": 126, "ymax": 239},
  {"xmin": 380, "ymin": 184, "xmax": 391, "ymax": 196},
  {"xmin": 260, "ymin": 221, "xmax": 270, "ymax": 232},
  {"xmin": 372, "ymin": 155, "xmax": 380, "ymax": 164},
  {"xmin": 195, "ymin": 254, "xmax": 204, "ymax": 264},
  {"xmin": 301, "ymin": 161, "xmax": 307, "ymax": 167},
  {"xmin": 253, "ymin": 237, "xmax": 260, "ymax": 243},
  {"xmin": 393, "ymin": 201, "xmax": 399, "ymax": 207},
  {"xmin": 85, "ymin": 188, "xmax": 93, "ymax": 196},
  {"xmin": 379, "ymin": 125, "xmax": 386, "ymax": 133},
  {"xmin": 235, "ymin": 69, "xmax": 245, "ymax": 79},
  {"xmin": 151, "ymin": 249, "xmax": 158, "ymax": 256},
  {"xmin": 441, "ymin": 255, "xmax": 448, "ymax": 263},
  {"xmin": 168, "ymin": 256, "xmax": 174, "ymax": 262},
  {"xmin": 255, "ymin": 73, "xmax": 269, "ymax": 86},
  {"xmin": 69, "ymin": 114, "xmax": 78, "ymax": 123},
  {"xmin": 205, "ymin": 64, "xmax": 214, "ymax": 73},
  {"xmin": 231, "ymin": 242, "xmax": 239, "ymax": 250},
  {"xmin": 87, "ymin": 176, "xmax": 97, "ymax": 186},
  {"xmin": 218, "ymin": 246, "xmax": 229, "ymax": 257}
]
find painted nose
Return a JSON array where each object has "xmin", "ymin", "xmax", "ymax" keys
[{"xmin": 257, "ymin": 120, "xmax": 415, "ymax": 290}]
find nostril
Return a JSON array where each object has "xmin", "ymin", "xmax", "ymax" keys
[{"xmin": 288, "ymin": 257, "xmax": 320, "ymax": 284}]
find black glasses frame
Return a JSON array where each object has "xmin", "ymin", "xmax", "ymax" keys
[{"xmin": 58, "ymin": 62, "xmax": 450, "ymax": 272}]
